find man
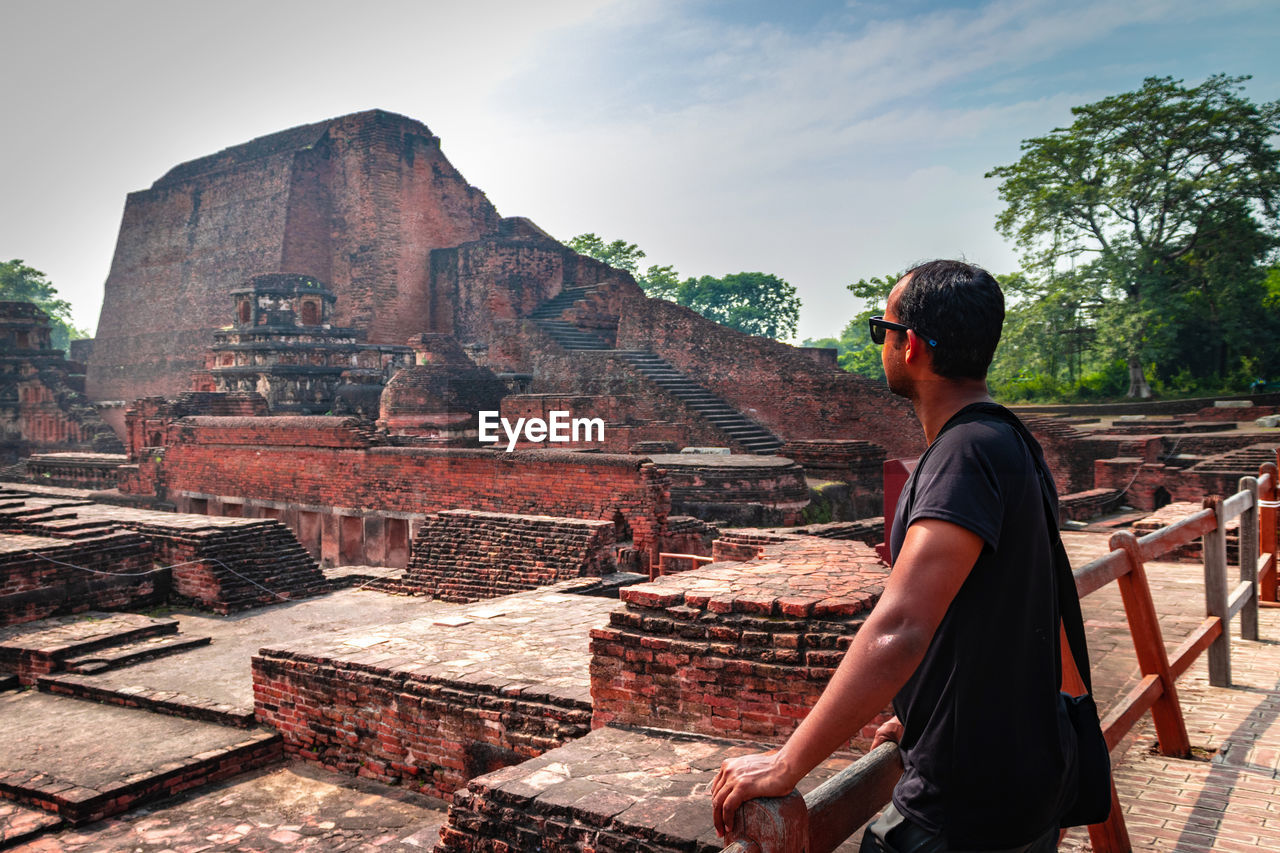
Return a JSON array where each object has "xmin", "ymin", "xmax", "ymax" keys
[{"xmin": 711, "ymin": 260, "xmax": 1071, "ymax": 852}]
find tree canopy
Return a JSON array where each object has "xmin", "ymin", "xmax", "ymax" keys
[
  {"xmin": 0, "ymin": 259, "xmax": 83, "ymax": 353},
  {"xmin": 987, "ymin": 75, "xmax": 1280, "ymax": 397},
  {"xmin": 566, "ymin": 233, "xmax": 800, "ymax": 340}
]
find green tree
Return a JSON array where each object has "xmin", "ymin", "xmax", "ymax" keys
[
  {"xmin": 675, "ymin": 272, "xmax": 800, "ymax": 339},
  {"xmin": 0, "ymin": 260, "xmax": 84, "ymax": 353},
  {"xmin": 987, "ymin": 75, "xmax": 1280, "ymax": 397},
  {"xmin": 567, "ymin": 233, "xmax": 800, "ymax": 340},
  {"xmin": 565, "ymin": 233, "xmax": 679, "ymax": 299}
]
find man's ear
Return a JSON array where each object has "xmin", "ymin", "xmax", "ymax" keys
[{"xmin": 904, "ymin": 329, "xmax": 928, "ymax": 365}]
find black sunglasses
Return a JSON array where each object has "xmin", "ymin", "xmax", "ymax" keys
[{"xmin": 868, "ymin": 316, "xmax": 937, "ymax": 347}]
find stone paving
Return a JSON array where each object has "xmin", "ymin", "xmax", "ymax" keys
[
  {"xmin": 38, "ymin": 586, "xmax": 459, "ymax": 717},
  {"xmin": 7, "ymin": 763, "xmax": 448, "ymax": 852}
]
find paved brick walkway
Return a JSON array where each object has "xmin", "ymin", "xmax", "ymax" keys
[{"xmin": 1060, "ymin": 531, "xmax": 1280, "ymax": 851}]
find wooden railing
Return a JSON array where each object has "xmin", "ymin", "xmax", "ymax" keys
[
  {"xmin": 721, "ymin": 454, "xmax": 1280, "ymax": 853},
  {"xmin": 654, "ymin": 551, "xmax": 714, "ymax": 580}
]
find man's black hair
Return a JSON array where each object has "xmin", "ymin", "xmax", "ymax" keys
[{"xmin": 895, "ymin": 259, "xmax": 1004, "ymax": 381}]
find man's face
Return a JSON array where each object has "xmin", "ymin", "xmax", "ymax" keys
[{"xmin": 881, "ymin": 277, "xmax": 911, "ymax": 398}]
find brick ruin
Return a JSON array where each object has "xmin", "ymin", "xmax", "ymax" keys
[
  {"xmin": 0, "ymin": 485, "xmax": 328, "ymax": 622},
  {"xmin": 0, "ymin": 302, "xmax": 121, "ymax": 463},
  {"xmin": 85, "ymin": 109, "xmax": 922, "ymax": 465},
  {"xmin": 193, "ymin": 273, "xmax": 414, "ymax": 416}
]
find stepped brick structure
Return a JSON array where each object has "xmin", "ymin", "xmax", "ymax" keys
[
  {"xmin": 0, "ymin": 529, "xmax": 161, "ymax": 628},
  {"xmin": 0, "ymin": 486, "xmax": 326, "ymax": 614},
  {"xmin": 89, "ymin": 111, "xmax": 500, "ymax": 402},
  {"xmin": 0, "ymin": 302, "xmax": 121, "ymax": 462},
  {"xmin": 589, "ymin": 533, "xmax": 892, "ymax": 747},
  {"xmin": 403, "ymin": 510, "xmax": 616, "ymax": 602}
]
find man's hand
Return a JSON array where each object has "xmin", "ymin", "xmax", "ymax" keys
[
  {"xmin": 710, "ymin": 750, "xmax": 799, "ymax": 838},
  {"xmin": 871, "ymin": 715, "xmax": 903, "ymax": 749}
]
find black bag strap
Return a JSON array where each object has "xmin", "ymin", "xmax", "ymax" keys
[{"xmin": 934, "ymin": 403, "xmax": 1095, "ymax": 696}]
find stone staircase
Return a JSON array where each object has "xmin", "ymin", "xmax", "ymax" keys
[
  {"xmin": 1188, "ymin": 443, "xmax": 1276, "ymax": 476},
  {"xmin": 613, "ymin": 351, "xmax": 783, "ymax": 454},
  {"xmin": 529, "ymin": 288, "xmax": 784, "ymax": 454},
  {"xmin": 403, "ymin": 510, "xmax": 616, "ymax": 603}
]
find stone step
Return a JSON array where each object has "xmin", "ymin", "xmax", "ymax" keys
[
  {"xmin": 38, "ymin": 673, "xmax": 257, "ymax": 728},
  {"xmin": 0, "ymin": 692, "xmax": 279, "ymax": 826},
  {"xmin": 63, "ymin": 634, "xmax": 213, "ymax": 674},
  {"xmin": 0, "ymin": 613, "xmax": 181, "ymax": 686},
  {"xmin": 0, "ymin": 673, "xmax": 17, "ymax": 693},
  {"xmin": 0, "ymin": 800, "xmax": 63, "ymax": 848}
]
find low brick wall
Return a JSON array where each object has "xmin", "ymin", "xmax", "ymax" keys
[
  {"xmin": 24, "ymin": 453, "xmax": 126, "ymax": 490},
  {"xmin": 0, "ymin": 531, "xmax": 162, "ymax": 627},
  {"xmin": 590, "ymin": 533, "xmax": 892, "ymax": 749},
  {"xmin": 253, "ymin": 586, "xmax": 614, "ymax": 800},
  {"xmin": 404, "ymin": 509, "xmax": 616, "ymax": 602}
]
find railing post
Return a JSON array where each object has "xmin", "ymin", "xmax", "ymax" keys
[
  {"xmin": 1238, "ymin": 476, "xmax": 1260, "ymax": 641},
  {"xmin": 1203, "ymin": 496, "xmax": 1231, "ymax": 687},
  {"xmin": 1261, "ymin": 461, "xmax": 1279, "ymax": 603},
  {"xmin": 1110, "ymin": 531, "xmax": 1191, "ymax": 757}
]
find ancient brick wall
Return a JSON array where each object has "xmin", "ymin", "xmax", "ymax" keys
[
  {"xmin": 0, "ymin": 531, "xmax": 162, "ymax": 627},
  {"xmin": 613, "ymin": 296, "xmax": 922, "ymax": 458},
  {"xmin": 253, "ymin": 650, "xmax": 593, "ymax": 800},
  {"xmin": 89, "ymin": 110, "xmax": 501, "ymax": 401},
  {"xmin": 121, "ymin": 417, "xmax": 670, "ymax": 567},
  {"xmin": 404, "ymin": 510, "xmax": 616, "ymax": 602},
  {"xmin": 589, "ymin": 535, "xmax": 892, "ymax": 749}
]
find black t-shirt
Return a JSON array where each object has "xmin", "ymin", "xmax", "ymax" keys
[{"xmin": 888, "ymin": 404, "xmax": 1073, "ymax": 848}]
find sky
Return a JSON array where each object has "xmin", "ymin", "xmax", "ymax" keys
[{"xmin": 1, "ymin": 0, "xmax": 1277, "ymax": 343}]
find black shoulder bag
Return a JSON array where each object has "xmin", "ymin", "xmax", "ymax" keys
[{"xmin": 958, "ymin": 404, "xmax": 1112, "ymax": 827}]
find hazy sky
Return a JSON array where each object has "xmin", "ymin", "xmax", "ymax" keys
[{"xmin": 2, "ymin": 0, "xmax": 1277, "ymax": 342}]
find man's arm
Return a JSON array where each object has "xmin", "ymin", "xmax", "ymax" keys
[{"xmin": 710, "ymin": 518, "xmax": 985, "ymax": 837}]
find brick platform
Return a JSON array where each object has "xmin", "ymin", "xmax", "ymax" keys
[
  {"xmin": 0, "ymin": 529, "xmax": 162, "ymax": 627},
  {"xmin": 590, "ymin": 535, "xmax": 891, "ymax": 745},
  {"xmin": 404, "ymin": 510, "xmax": 617, "ymax": 602},
  {"xmin": 0, "ymin": 489, "xmax": 326, "ymax": 613},
  {"xmin": 253, "ymin": 584, "xmax": 619, "ymax": 800},
  {"xmin": 0, "ymin": 611, "xmax": 178, "ymax": 686},
  {"xmin": 0, "ymin": 691, "xmax": 280, "ymax": 826},
  {"xmin": 435, "ymin": 724, "xmax": 859, "ymax": 853}
]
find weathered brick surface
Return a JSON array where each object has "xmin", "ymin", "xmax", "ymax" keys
[
  {"xmin": 121, "ymin": 417, "xmax": 670, "ymax": 568},
  {"xmin": 434, "ymin": 724, "xmax": 860, "ymax": 853},
  {"xmin": 0, "ymin": 488, "xmax": 324, "ymax": 614},
  {"xmin": 89, "ymin": 110, "xmax": 501, "ymax": 401},
  {"xmin": 590, "ymin": 533, "xmax": 892, "ymax": 748},
  {"xmin": 405, "ymin": 510, "xmax": 616, "ymax": 602},
  {"xmin": 252, "ymin": 586, "xmax": 614, "ymax": 800},
  {"xmin": 613, "ymin": 296, "xmax": 922, "ymax": 458},
  {"xmin": 0, "ymin": 528, "xmax": 160, "ymax": 628}
]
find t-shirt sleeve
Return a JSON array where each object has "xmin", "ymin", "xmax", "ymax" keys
[{"xmin": 905, "ymin": 422, "xmax": 1013, "ymax": 551}]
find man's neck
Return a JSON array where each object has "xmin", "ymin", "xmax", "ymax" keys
[{"xmin": 911, "ymin": 379, "xmax": 994, "ymax": 445}]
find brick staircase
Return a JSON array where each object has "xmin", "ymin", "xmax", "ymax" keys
[
  {"xmin": 530, "ymin": 288, "xmax": 784, "ymax": 454},
  {"xmin": 612, "ymin": 351, "xmax": 783, "ymax": 454},
  {"xmin": 530, "ymin": 286, "xmax": 612, "ymax": 350},
  {"xmin": 1188, "ymin": 443, "xmax": 1276, "ymax": 476},
  {"xmin": 403, "ymin": 509, "xmax": 616, "ymax": 603},
  {"xmin": 142, "ymin": 521, "xmax": 328, "ymax": 613}
]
